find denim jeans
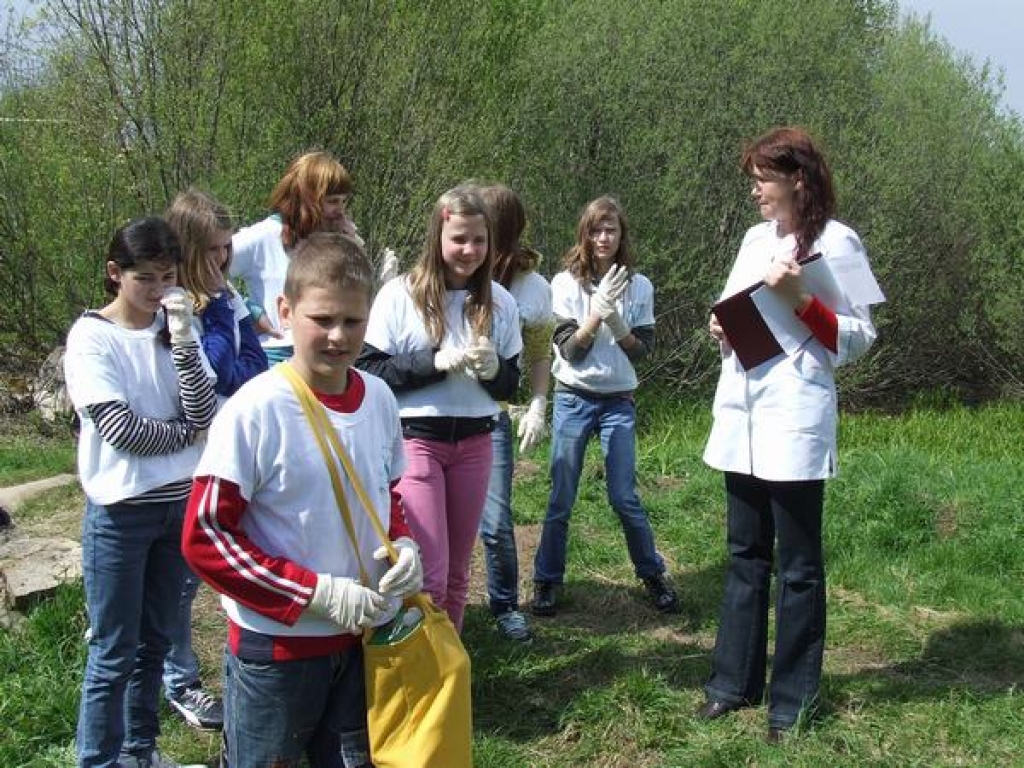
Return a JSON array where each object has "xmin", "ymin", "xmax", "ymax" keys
[
  {"xmin": 705, "ymin": 472, "xmax": 826, "ymax": 729},
  {"xmin": 479, "ymin": 410, "xmax": 520, "ymax": 615},
  {"xmin": 222, "ymin": 647, "xmax": 370, "ymax": 768},
  {"xmin": 162, "ymin": 568, "xmax": 202, "ymax": 696},
  {"xmin": 76, "ymin": 497, "xmax": 191, "ymax": 767},
  {"xmin": 533, "ymin": 391, "xmax": 664, "ymax": 584}
]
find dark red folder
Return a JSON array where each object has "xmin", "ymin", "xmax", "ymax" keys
[
  {"xmin": 711, "ymin": 252, "xmax": 825, "ymax": 371},
  {"xmin": 712, "ymin": 284, "xmax": 784, "ymax": 371}
]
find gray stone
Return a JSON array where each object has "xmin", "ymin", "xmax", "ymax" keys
[{"xmin": 0, "ymin": 534, "xmax": 82, "ymax": 609}]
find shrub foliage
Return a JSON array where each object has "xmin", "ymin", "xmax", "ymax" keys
[{"xmin": 1, "ymin": 0, "xmax": 1022, "ymax": 404}]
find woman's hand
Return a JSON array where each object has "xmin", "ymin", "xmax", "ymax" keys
[
  {"xmin": 765, "ymin": 258, "xmax": 812, "ymax": 311},
  {"xmin": 709, "ymin": 312, "xmax": 726, "ymax": 342}
]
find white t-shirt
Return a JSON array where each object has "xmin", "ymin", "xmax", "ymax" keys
[
  {"xmin": 364, "ymin": 276, "xmax": 523, "ymax": 418},
  {"xmin": 549, "ymin": 270, "xmax": 655, "ymax": 394},
  {"xmin": 64, "ymin": 313, "xmax": 209, "ymax": 505},
  {"xmin": 195, "ymin": 367, "xmax": 406, "ymax": 637},
  {"xmin": 230, "ymin": 215, "xmax": 292, "ymax": 350},
  {"xmin": 509, "ymin": 270, "xmax": 553, "ymax": 328}
]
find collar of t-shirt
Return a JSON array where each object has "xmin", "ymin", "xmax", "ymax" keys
[{"xmin": 313, "ymin": 368, "xmax": 365, "ymax": 413}]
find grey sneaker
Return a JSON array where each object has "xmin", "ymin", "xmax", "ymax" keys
[
  {"xmin": 118, "ymin": 750, "xmax": 206, "ymax": 768},
  {"xmin": 167, "ymin": 685, "xmax": 224, "ymax": 731},
  {"xmin": 495, "ymin": 609, "xmax": 532, "ymax": 642}
]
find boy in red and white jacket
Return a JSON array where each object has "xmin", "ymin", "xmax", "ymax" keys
[{"xmin": 183, "ymin": 232, "xmax": 422, "ymax": 767}]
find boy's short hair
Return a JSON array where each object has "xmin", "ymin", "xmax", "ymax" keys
[{"xmin": 284, "ymin": 232, "xmax": 374, "ymax": 303}]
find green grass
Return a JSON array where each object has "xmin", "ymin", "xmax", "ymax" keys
[
  {"xmin": 2, "ymin": 398, "xmax": 1023, "ymax": 766},
  {"xmin": 0, "ymin": 416, "xmax": 76, "ymax": 487}
]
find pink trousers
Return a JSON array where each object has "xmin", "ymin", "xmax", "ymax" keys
[{"xmin": 396, "ymin": 433, "xmax": 493, "ymax": 630}]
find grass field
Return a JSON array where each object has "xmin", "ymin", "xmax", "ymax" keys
[{"xmin": 1, "ymin": 397, "xmax": 1022, "ymax": 766}]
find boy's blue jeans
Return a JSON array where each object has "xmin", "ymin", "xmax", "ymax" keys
[
  {"xmin": 533, "ymin": 391, "xmax": 665, "ymax": 584},
  {"xmin": 76, "ymin": 497, "xmax": 190, "ymax": 767},
  {"xmin": 222, "ymin": 647, "xmax": 371, "ymax": 768},
  {"xmin": 479, "ymin": 410, "xmax": 520, "ymax": 614},
  {"xmin": 162, "ymin": 569, "xmax": 202, "ymax": 696}
]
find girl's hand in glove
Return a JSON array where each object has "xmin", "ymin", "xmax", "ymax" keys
[
  {"xmin": 591, "ymin": 264, "xmax": 629, "ymax": 315},
  {"xmin": 374, "ymin": 537, "xmax": 423, "ymax": 599},
  {"xmin": 466, "ymin": 336, "xmax": 499, "ymax": 381},
  {"xmin": 378, "ymin": 248, "xmax": 400, "ymax": 284},
  {"xmin": 434, "ymin": 347, "xmax": 469, "ymax": 373},
  {"xmin": 161, "ymin": 287, "xmax": 196, "ymax": 345},
  {"xmin": 517, "ymin": 395, "xmax": 547, "ymax": 452},
  {"xmin": 603, "ymin": 309, "xmax": 631, "ymax": 341}
]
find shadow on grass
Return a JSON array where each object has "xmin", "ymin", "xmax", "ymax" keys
[
  {"xmin": 463, "ymin": 574, "xmax": 726, "ymax": 743},
  {"xmin": 820, "ymin": 618, "xmax": 1024, "ymax": 725}
]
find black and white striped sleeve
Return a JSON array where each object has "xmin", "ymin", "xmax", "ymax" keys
[
  {"xmin": 86, "ymin": 400, "xmax": 195, "ymax": 456},
  {"xmin": 172, "ymin": 341, "xmax": 217, "ymax": 431}
]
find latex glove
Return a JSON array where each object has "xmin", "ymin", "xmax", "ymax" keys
[
  {"xmin": 379, "ymin": 248, "xmax": 400, "ymax": 284},
  {"xmin": 594, "ymin": 264, "xmax": 629, "ymax": 307},
  {"xmin": 466, "ymin": 335, "xmax": 500, "ymax": 381},
  {"xmin": 507, "ymin": 403, "xmax": 530, "ymax": 422},
  {"xmin": 161, "ymin": 287, "xmax": 195, "ymax": 345},
  {"xmin": 374, "ymin": 536, "xmax": 423, "ymax": 599},
  {"xmin": 340, "ymin": 217, "xmax": 366, "ymax": 248},
  {"xmin": 434, "ymin": 347, "xmax": 468, "ymax": 372},
  {"xmin": 517, "ymin": 395, "xmax": 547, "ymax": 453},
  {"xmin": 307, "ymin": 574, "xmax": 387, "ymax": 631},
  {"xmin": 603, "ymin": 309, "xmax": 631, "ymax": 341}
]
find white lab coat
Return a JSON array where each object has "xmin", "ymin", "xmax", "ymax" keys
[{"xmin": 703, "ymin": 219, "xmax": 878, "ymax": 481}]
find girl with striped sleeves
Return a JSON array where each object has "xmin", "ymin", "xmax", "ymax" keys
[{"xmin": 64, "ymin": 217, "xmax": 217, "ymax": 768}]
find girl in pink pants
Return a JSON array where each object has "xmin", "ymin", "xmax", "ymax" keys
[{"xmin": 358, "ymin": 184, "xmax": 523, "ymax": 629}]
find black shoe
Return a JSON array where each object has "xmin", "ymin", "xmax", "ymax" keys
[
  {"xmin": 530, "ymin": 582, "xmax": 558, "ymax": 616},
  {"xmin": 642, "ymin": 574, "xmax": 679, "ymax": 613},
  {"xmin": 695, "ymin": 700, "xmax": 742, "ymax": 721}
]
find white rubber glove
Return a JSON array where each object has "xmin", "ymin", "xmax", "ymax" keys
[
  {"xmin": 378, "ymin": 248, "xmax": 400, "ymax": 284},
  {"xmin": 307, "ymin": 574, "xmax": 387, "ymax": 631},
  {"xmin": 517, "ymin": 395, "xmax": 547, "ymax": 453},
  {"xmin": 591, "ymin": 264, "xmax": 629, "ymax": 319},
  {"xmin": 507, "ymin": 403, "xmax": 529, "ymax": 422},
  {"xmin": 603, "ymin": 309, "xmax": 631, "ymax": 341},
  {"xmin": 374, "ymin": 537, "xmax": 423, "ymax": 598},
  {"xmin": 342, "ymin": 218, "xmax": 366, "ymax": 248},
  {"xmin": 466, "ymin": 335, "xmax": 500, "ymax": 381},
  {"xmin": 434, "ymin": 347, "xmax": 468, "ymax": 372},
  {"xmin": 161, "ymin": 287, "xmax": 195, "ymax": 345}
]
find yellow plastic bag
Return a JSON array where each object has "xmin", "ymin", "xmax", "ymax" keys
[{"xmin": 363, "ymin": 593, "xmax": 473, "ymax": 768}]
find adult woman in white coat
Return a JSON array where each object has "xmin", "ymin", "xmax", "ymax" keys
[{"xmin": 698, "ymin": 126, "xmax": 881, "ymax": 740}]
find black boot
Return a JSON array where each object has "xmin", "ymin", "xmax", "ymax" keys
[
  {"xmin": 530, "ymin": 582, "xmax": 559, "ymax": 617},
  {"xmin": 643, "ymin": 573, "xmax": 679, "ymax": 613}
]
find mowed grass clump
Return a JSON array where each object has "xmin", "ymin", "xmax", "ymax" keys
[{"xmin": 2, "ymin": 398, "xmax": 1022, "ymax": 766}]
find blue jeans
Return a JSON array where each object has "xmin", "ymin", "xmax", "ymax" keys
[
  {"xmin": 76, "ymin": 497, "xmax": 191, "ymax": 767},
  {"xmin": 479, "ymin": 410, "xmax": 520, "ymax": 615},
  {"xmin": 533, "ymin": 391, "xmax": 665, "ymax": 584},
  {"xmin": 222, "ymin": 647, "xmax": 370, "ymax": 768},
  {"xmin": 705, "ymin": 472, "xmax": 826, "ymax": 729},
  {"xmin": 162, "ymin": 569, "xmax": 201, "ymax": 696}
]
